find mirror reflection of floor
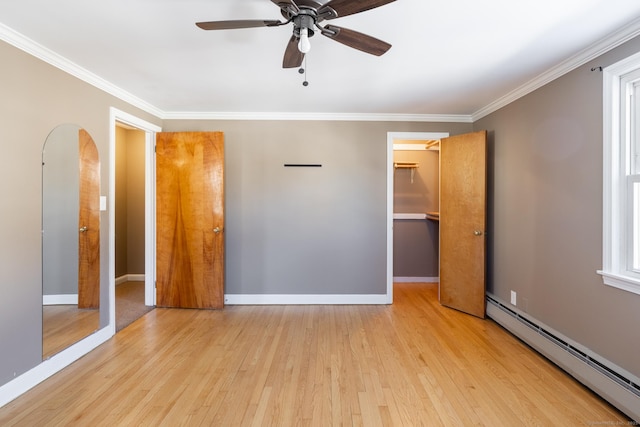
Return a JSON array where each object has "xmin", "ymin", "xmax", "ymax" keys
[
  {"xmin": 116, "ymin": 281, "xmax": 154, "ymax": 332},
  {"xmin": 41, "ymin": 281, "xmax": 154, "ymax": 359},
  {"xmin": 42, "ymin": 306, "xmax": 99, "ymax": 359}
]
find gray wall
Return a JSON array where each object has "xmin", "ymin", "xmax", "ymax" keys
[
  {"xmin": 393, "ymin": 220, "xmax": 439, "ymax": 278},
  {"xmin": 474, "ymin": 35, "xmax": 640, "ymax": 377},
  {"xmin": 162, "ymin": 121, "xmax": 471, "ymax": 295},
  {"xmin": 0, "ymin": 40, "xmax": 161, "ymax": 386}
]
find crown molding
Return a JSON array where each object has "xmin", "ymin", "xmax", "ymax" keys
[
  {"xmin": 4, "ymin": 15, "xmax": 640, "ymax": 125},
  {"xmin": 0, "ymin": 22, "xmax": 471, "ymax": 123},
  {"xmin": 161, "ymin": 111, "xmax": 473, "ymax": 122},
  {"xmin": 0, "ymin": 22, "xmax": 472, "ymax": 123},
  {"xmin": 0, "ymin": 22, "xmax": 165, "ymax": 118},
  {"xmin": 472, "ymin": 16, "xmax": 640, "ymax": 121}
]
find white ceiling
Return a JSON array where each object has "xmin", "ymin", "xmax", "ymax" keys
[{"xmin": 2, "ymin": 0, "xmax": 640, "ymax": 120}]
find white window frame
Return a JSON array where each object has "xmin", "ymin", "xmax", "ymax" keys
[{"xmin": 598, "ymin": 51, "xmax": 640, "ymax": 295}]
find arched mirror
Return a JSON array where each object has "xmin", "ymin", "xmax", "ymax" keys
[{"xmin": 42, "ymin": 124, "xmax": 101, "ymax": 359}]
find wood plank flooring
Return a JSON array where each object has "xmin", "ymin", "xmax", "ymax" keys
[{"xmin": 1, "ymin": 283, "xmax": 631, "ymax": 426}]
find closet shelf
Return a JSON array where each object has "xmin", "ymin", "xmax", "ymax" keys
[
  {"xmin": 393, "ymin": 213, "xmax": 427, "ymax": 220},
  {"xmin": 426, "ymin": 211, "xmax": 440, "ymax": 221},
  {"xmin": 394, "ymin": 162, "xmax": 419, "ymax": 183},
  {"xmin": 394, "ymin": 162, "xmax": 419, "ymax": 169}
]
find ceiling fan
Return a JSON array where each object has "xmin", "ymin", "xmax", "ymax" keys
[{"xmin": 196, "ymin": 0, "xmax": 396, "ymax": 68}]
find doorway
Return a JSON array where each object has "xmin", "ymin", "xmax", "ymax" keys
[
  {"xmin": 108, "ymin": 108, "xmax": 162, "ymax": 333},
  {"xmin": 386, "ymin": 132, "xmax": 449, "ymax": 302},
  {"xmin": 114, "ymin": 123, "xmax": 152, "ymax": 330},
  {"xmin": 387, "ymin": 131, "xmax": 488, "ymax": 317}
]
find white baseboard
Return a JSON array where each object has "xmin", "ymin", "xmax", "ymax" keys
[
  {"xmin": 486, "ymin": 293, "xmax": 640, "ymax": 422},
  {"xmin": 393, "ymin": 277, "xmax": 439, "ymax": 283},
  {"xmin": 115, "ymin": 274, "xmax": 145, "ymax": 286},
  {"xmin": 0, "ymin": 326, "xmax": 113, "ymax": 408},
  {"xmin": 42, "ymin": 294, "xmax": 78, "ymax": 305},
  {"xmin": 224, "ymin": 294, "xmax": 392, "ymax": 305}
]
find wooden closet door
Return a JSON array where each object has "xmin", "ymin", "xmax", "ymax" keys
[
  {"xmin": 155, "ymin": 132, "xmax": 225, "ymax": 309},
  {"xmin": 78, "ymin": 129, "xmax": 100, "ymax": 309},
  {"xmin": 439, "ymin": 131, "xmax": 487, "ymax": 318}
]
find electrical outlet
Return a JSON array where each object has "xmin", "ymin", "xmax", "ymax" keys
[{"xmin": 510, "ymin": 290, "xmax": 517, "ymax": 306}]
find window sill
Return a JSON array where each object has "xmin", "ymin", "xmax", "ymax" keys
[{"xmin": 597, "ymin": 270, "xmax": 640, "ymax": 296}]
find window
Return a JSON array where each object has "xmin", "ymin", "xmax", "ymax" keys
[
  {"xmin": 599, "ymin": 52, "xmax": 640, "ymax": 295},
  {"xmin": 633, "ymin": 81, "xmax": 640, "ymax": 274}
]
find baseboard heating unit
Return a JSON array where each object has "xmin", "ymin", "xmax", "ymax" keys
[{"xmin": 486, "ymin": 294, "xmax": 640, "ymax": 422}]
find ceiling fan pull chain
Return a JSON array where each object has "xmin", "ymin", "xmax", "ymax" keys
[{"xmin": 300, "ymin": 56, "xmax": 309, "ymax": 87}]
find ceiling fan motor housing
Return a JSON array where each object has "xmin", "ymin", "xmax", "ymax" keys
[{"xmin": 293, "ymin": 12, "xmax": 316, "ymax": 38}]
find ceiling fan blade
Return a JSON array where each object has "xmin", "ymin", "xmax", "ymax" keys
[
  {"xmin": 321, "ymin": 25, "xmax": 391, "ymax": 56},
  {"xmin": 271, "ymin": 0, "xmax": 299, "ymax": 14},
  {"xmin": 196, "ymin": 20, "xmax": 283, "ymax": 30},
  {"xmin": 283, "ymin": 35, "xmax": 305, "ymax": 68},
  {"xmin": 318, "ymin": 0, "xmax": 396, "ymax": 19}
]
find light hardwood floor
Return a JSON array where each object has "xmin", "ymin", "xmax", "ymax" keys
[{"xmin": 1, "ymin": 283, "xmax": 631, "ymax": 426}]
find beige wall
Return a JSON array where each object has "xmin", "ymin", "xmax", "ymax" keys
[
  {"xmin": 115, "ymin": 126, "xmax": 128, "ymax": 278},
  {"xmin": 126, "ymin": 129, "xmax": 146, "ymax": 274},
  {"xmin": 115, "ymin": 126, "xmax": 145, "ymax": 278}
]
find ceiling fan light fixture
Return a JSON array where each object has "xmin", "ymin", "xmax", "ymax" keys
[{"xmin": 298, "ymin": 27, "xmax": 311, "ymax": 53}]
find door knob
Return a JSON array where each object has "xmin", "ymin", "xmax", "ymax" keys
[
  {"xmin": 79, "ymin": 226, "xmax": 88, "ymax": 233},
  {"xmin": 213, "ymin": 227, "xmax": 222, "ymax": 234},
  {"xmin": 474, "ymin": 230, "xmax": 483, "ymax": 236}
]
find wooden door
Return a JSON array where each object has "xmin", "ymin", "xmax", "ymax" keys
[
  {"xmin": 439, "ymin": 131, "xmax": 487, "ymax": 318},
  {"xmin": 78, "ymin": 129, "xmax": 101, "ymax": 309},
  {"xmin": 156, "ymin": 132, "xmax": 225, "ymax": 309}
]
